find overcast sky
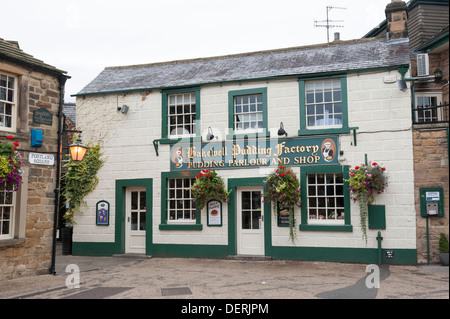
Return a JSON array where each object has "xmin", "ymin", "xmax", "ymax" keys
[{"xmin": 1, "ymin": 0, "xmax": 391, "ymax": 102}]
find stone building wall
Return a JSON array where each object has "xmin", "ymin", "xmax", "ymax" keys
[
  {"xmin": 413, "ymin": 128, "xmax": 449, "ymax": 264},
  {"xmin": 0, "ymin": 59, "xmax": 63, "ymax": 280}
]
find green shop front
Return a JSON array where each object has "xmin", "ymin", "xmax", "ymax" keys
[{"xmin": 73, "ymin": 135, "xmax": 417, "ymax": 265}]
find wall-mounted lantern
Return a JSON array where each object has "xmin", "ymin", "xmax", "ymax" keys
[{"xmin": 68, "ymin": 136, "xmax": 88, "ymax": 161}]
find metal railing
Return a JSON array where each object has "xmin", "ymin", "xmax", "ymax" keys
[{"xmin": 412, "ymin": 101, "xmax": 449, "ymax": 124}]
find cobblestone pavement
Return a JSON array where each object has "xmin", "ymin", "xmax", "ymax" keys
[{"xmin": 1, "ymin": 247, "xmax": 448, "ymax": 301}]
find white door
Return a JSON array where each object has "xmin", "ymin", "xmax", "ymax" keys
[
  {"xmin": 125, "ymin": 187, "xmax": 146, "ymax": 254},
  {"xmin": 237, "ymin": 187, "xmax": 264, "ymax": 255}
]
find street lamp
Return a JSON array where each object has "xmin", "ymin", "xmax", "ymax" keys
[{"xmin": 68, "ymin": 136, "xmax": 88, "ymax": 161}]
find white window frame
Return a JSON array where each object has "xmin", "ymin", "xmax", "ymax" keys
[
  {"xmin": 168, "ymin": 92, "xmax": 197, "ymax": 139},
  {"xmin": 233, "ymin": 94, "xmax": 264, "ymax": 134},
  {"xmin": 0, "ymin": 72, "xmax": 18, "ymax": 132},
  {"xmin": 0, "ymin": 190, "xmax": 15, "ymax": 240},
  {"xmin": 306, "ymin": 172, "xmax": 345, "ymax": 225},
  {"xmin": 305, "ymin": 79, "xmax": 343, "ymax": 130},
  {"xmin": 415, "ymin": 92, "xmax": 443, "ymax": 123},
  {"xmin": 167, "ymin": 177, "xmax": 196, "ymax": 224}
]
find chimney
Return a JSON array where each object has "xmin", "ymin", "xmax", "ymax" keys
[{"xmin": 385, "ymin": 0, "xmax": 408, "ymax": 41}]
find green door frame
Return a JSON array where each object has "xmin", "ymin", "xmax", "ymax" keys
[
  {"xmin": 115, "ymin": 178, "xmax": 153, "ymax": 255},
  {"xmin": 228, "ymin": 177, "xmax": 272, "ymax": 257}
]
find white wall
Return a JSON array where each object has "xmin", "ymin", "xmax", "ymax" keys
[{"xmin": 75, "ymin": 69, "xmax": 415, "ymax": 250}]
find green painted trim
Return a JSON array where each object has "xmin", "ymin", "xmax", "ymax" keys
[
  {"xmin": 300, "ymin": 165, "xmax": 352, "ymax": 231},
  {"xmin": 160, "ymin": 170, "xmax": 203, "ymax": 230},
  {"xmin": 299, "ymin": 224, "xmax": 352, "ymax": 232},
  {"xmin": 227, "ymin": 177, "xmax": 272, "ymax": 257},
  {"xmin": 72, "ymin": 242, "xmax": 116, "ymax": 256},
  {"xmin": 417, "ymin": 32, "xmax": 449, "ymax": 53},
  {"xmin": 157, "ymin": 136, "xmax": 203, "ymax": 145},
  {"xmin": 161, "ymin": 87, "xmax": 201, "ymax": 140},
  {"xmin": 115, "ymin": 178, "xmax": 153, "ymax": 255},
  {"xmin": 72, "ymin": 241, "xmax": 417, "ymax": 264},
  {"xmin": 228, "ymin": 87, "xmax": 268, "ymax": 136},
  {"xmin": 272, "ymin": 246, "xmax": 417, "ymax": 264},
  {"xmin": 152, "ymin": 244, "xmax": 228, "ymax": 258},
  {"xmin": 368, "ymin": 205, "xmax": 386, "ymax": 229},
  {"xmin": 298, "ymin": 75, "xmax": 349, "ymax": 137}
]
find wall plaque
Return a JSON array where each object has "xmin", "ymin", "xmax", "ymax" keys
[
  {"xmin": 96, "ymin": 200, "xmax": 110, "ymax": 226},
  {"xmin": 33, "ymin": 108, "xmax": 53, "ymax": 126}
]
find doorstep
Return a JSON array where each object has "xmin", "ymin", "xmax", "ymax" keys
[
  {"xmin": 112, "ymin": 254, "xmax": 152, "ymax": 259},
  {"xmin": 227, "ymin": 255, "xmax": 272, "ymax": 261}
]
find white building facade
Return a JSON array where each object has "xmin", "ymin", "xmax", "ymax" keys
[{"xmin": 73, "ymin": 38, "xmax": 417, "ymax": 264}]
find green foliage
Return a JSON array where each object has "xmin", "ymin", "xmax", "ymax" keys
[
  {"xmin": 263, "ymin": 165, "xmax": 301, "ymax": 244},
  {"xmin": 439, "ymin": 233, "xmax": 449, "ymax": 254},
  {"xmin": 190, "ymin": 169, "xmax": 231, "ymax": 210},
  {"xmin": 62, "ymin": 142, "xmax": 104, "ymax": 225}
]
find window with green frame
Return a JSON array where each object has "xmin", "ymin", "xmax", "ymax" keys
[
  {"xmin": 298, "ymin": 75, "xmax": 350, "ymax": 136},
  {"xmin": 299, "ymin": 165, "xmax": 352, "ymax": 232},
  {"xmin": 159, "ymin": 171, "xmax": 203, "ymax": 230},
  {"xmin": 160, "ymin": 87, "xmax": 201, "ymax": 144},
  {"xmin": 227, "ymin": 88, "xmax": 269, "ymax": 139}
]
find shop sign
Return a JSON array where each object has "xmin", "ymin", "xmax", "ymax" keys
[
  {"xmin": 170, "ymin": 136, "xmax": 338, "ymax": 171},
  {"xmin": 29, "ymin": 152, "xmax": 55, "ymax": 166}
]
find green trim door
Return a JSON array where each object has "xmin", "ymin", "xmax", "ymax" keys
[
  {"xmin": 228, "ymin": 177, "xmax": 271, "ymax": 257},
  {"xmin": 236, "ymin": 186, "xmax": 265, "ymax": 255},
  {"xmin": 115, "ymin": 178, "xmax": 153, "ymax": 255}
]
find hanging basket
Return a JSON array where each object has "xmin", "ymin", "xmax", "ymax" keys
[
  {"xmin": 348, "ymin": 162, "xmax": 388, "ymax": 243},
  {"xmin": 263, "ymin": 165, "xmax": 301, "ymax": 244}
]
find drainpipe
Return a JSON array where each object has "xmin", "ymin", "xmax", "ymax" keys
[
  {"xmin": 376, "ymin": 231, "xmax": 383, "ymax": 265},
  {"xmin": 50, "ymin": 75, "xmax": 69, "ymax": 275}
]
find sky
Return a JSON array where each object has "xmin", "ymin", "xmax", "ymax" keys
[{"xmin": 1, "ymin": 0, "xmax": 391, "ymax": 103}]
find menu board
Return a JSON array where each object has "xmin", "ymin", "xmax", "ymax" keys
[
  {"xmin": 207, "ymin": 200, "xmax": 222, "ymax": 226},
  {"xmin": 278, "ymin": 204, "xmax": 292, "ymax": 227}
]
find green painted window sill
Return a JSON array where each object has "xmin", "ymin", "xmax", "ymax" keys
[
  {"xmin": 158, "ymin": 136, "xmax": 203, "ymax": 144},
  {"xmin": 299, "ymin": 224, "xmax": 353, "ymax": 232},
  {"xmin": 226, "ymin": 131, "xmax": 271, "ymax": 140},
  {"xmin": 297, "ymin": 127, "xmax": 352, "ymax": 136},
  {"xmin": 159, "ymin": 223, "xmax": 203, "ymax": 230}
]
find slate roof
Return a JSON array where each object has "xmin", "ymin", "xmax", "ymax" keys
[
  {"xmin": 76, "ymin": 38, "xmax": 410, "ymax": 96},
  {"xmin": 0, "ymin": 37, "xmax": 67, "ymax": 76}
]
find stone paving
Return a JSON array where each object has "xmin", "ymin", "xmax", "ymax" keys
[{"xmin": 1, "ymin": 250, "xmax": 448, "ymax": 300}]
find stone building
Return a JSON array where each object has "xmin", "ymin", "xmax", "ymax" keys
[
  {"xmin": 364, "ymin": 0, "xmax": 449, "ymax": 264},
  {"xmin": 0, "ymin": 37, "xmax": 69, "ymax": 279}
]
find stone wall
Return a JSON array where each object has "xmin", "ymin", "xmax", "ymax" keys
[
  {"xmin": 413, "ymin": 128, "xmax": 449, "ymax": 264},
  {"xmin": 0, "ymin": 60, "xmax": 62, "ymax": 280}
]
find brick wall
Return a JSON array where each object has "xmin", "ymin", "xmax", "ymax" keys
[
  {"xmin": 0, "ymin": 61, "xmax": 62, "ymax": 280},
  {"xmin": 413, "ymin": 128, "xmax": 449, "ymax": 264}
]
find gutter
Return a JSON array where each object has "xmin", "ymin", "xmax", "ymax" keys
[{"xmin": 50, "ymin": 74, "xmax": 70, "ymax": 275}]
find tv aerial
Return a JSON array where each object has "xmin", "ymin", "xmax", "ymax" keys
[{"xmin": 314, "ymin": 6, "xmax": 346, "ymax": 43}]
